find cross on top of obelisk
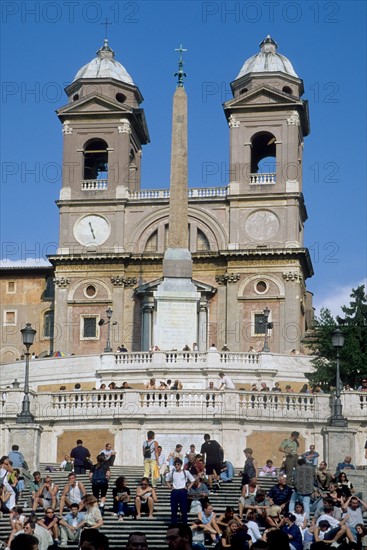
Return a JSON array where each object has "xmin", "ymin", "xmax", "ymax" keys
[
  {"xmin": 174, "ymin": 44, "xmax": 187, "ymax": 87},
  {"xmin": 101, "ymin": 18, "xmax": 112, "ymax": 40}
]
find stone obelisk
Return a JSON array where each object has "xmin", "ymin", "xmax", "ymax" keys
[{"xmin": 153, "ymin": 46, "xmax": 200, "ymax": 350}]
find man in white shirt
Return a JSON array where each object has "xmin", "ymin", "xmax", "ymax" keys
[
  {"xmin": 99, "ymin": 443, "xmax": 116, "ymax": 466},
  {"xmin": 16, "ymin": 520, "xmax": 52, "ymax": 550},
  {"xmin": 218, "ymin": 372, "xmax": 235, "ymax": 390},
  {"xmin": 166, "ymin": 459, "xmax": 195, "ymax": 524},
  {"xmin": 342, "ymin": 495, "xmax": 367, "ymax": 541}
]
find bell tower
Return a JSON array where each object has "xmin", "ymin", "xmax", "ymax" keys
[
  {"xmin": 50, "ymin": 41, "xmax": 149, "ymax": 353},
  {"xmin": 224, "ymin": 36, "xmax": 310, "ymax": 248},
  {"xmin": 56, "ymin": 39, "xmax": 149, "ymax": 254},
  {"xmin": 222, "ymin": 36, "xmax": 313, "ymax": 353}
]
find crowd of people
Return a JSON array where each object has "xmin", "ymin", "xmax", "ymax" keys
[
  {"xmin": 52, "ymin": 377, "xmax": 367, "ymax": 396},
  {"xmin": 1, "ymin": 432, "xmax": 366, "ymax": 550},
  {"xmin": 28, "ymin": 373, "xmax": 366, "ymax": 403}
]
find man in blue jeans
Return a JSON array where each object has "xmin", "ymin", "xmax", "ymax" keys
[
  {"xmin": 289, "ymin": 458, "xmax": 315, "ymax": 519},
  {"xmin": 219, "ymin": 460, "xmax": 235, "ymax": 482},
  {"xmin": 166, "ymin": 459, "xmax": 195, "ymax": 524}
]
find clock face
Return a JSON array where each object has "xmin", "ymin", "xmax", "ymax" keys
[{"xmin": 74, "ymin": 215, "xmax": 110, "ymax": 246}]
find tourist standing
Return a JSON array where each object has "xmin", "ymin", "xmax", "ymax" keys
[
  {"xmin": 89, "ymin": 454, "xmax": 110, "ymax": 512},
  {"xmin": 166, "ymin": 459, "xmax": 195, "ymax": 524},
  {"xmin": 200, "ymin": 434, "xmax": 223, "ymax": 491},
  {"xmin": 218, "ymin": 372, "xmax": 235, "ymax": 390},
  {"xmin": 241, "ymin": 448, "xmax": 257, "ymax": 485},
  {"xmin": 70, "ymin": 440, "xmax": 91, "ymax": 475},
  {"xmin": 279, "ymin": 431, "xmax": 300, "ymax": 483},
  {"xmin": 143, "ymin": 431, "xmax": 159, "ymax": 488}
]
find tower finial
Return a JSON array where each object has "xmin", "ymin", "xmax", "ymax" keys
[
  {"xmin": 101, "ymin": 18, "xmax": 112, "ymax": 40},
  {"xmin": 174, "ymin": 44, "xmax": 187, "ymax": 87}
]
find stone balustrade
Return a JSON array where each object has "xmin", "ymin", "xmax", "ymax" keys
[
  {"xmin": 250, "ymin": 173, "xmax": 276, "ymax": 184},
  {"xmin": 114, "ymin": 350, "xmax": 259, "ymax": 367},
  {"xmin": 1, "ymin": 389, "xmax": 366, "ymax": 424},
  {"xmin": 81, "ymin": 179, "xmax": 108, "ymax": 190},
  {"xmin": 129, "ymin": 186, "xmax": 228, "ymax": 200}
]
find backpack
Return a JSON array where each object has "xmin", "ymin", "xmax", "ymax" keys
[
  {"xmin": 92, "ymin": 465, "xmax": 107, "ymax": 485},
  {"xmin": 143, "ymin": 442, "xmax": 153, "ymax": 459}
]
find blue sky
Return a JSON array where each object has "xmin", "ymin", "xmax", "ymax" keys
[{"xmin": 1, "ymin": 0, "xmax": 366, "ymax": 316}]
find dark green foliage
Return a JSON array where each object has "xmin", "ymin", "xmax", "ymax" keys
[{"xmin": 305, "ymin": 285, "xmax": 367, "ymax": 389}]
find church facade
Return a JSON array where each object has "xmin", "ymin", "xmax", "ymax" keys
[{"xmin": 1, "ymin": 36, "xmax": 314, "ymax": 361}]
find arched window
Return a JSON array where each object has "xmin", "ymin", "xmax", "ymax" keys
[
  {"xmin": 250, "ymin": 132, "xmax": 276, "ymax": 184},
  {"xmin": 43, "ymin": 310, "xmax": 54, "ymax": 339},
  {"xmin": 282, "ymin": 86, "xmax": 292, "ymax": 95},
  {"xmin": 145, "ymin": 230, "xmax": 158, "ymax": 252},
  {"xmin": 197, "ymin": 229, "xmax": 210, "ymax": 251},
  {"xmin": 83, "ymin": 139, "xmax": 108, "ymax": 180}
]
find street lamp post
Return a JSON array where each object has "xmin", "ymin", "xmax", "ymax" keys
[
  {"xmin": 104, "ymin": 307, "xmax": 113, "ymax": 353},
  {"xmin": 17, "ymin": 323, "xmax": 36, "ymax": 424},
  {"xmin": 262, "ymin": 307, "xmax": 271, "ymax": 353},
  {"xmin": 330, "ymin": 327, "xmax": 347, "ymax": 427}
]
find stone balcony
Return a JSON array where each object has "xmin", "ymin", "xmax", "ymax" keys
[
  {"xmin": 1, "ymin": 388, "xmax": 366, "ymax": 425},
  {"xmin": 81, "ymin": 179, "xmax": 108, "ymax": 190},
  {"xmin": 128, "ymin": 186, "xmax": 228, "ymax": 200},
  {"xmin": 250, "ymin": 173, "xmax": 276, "ymax": 184}
]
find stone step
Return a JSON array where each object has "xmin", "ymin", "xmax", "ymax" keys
[{"xmin": 0, "ymin": 464, "xmax": 279, "ymax": 549}]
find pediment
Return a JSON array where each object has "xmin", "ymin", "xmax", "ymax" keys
[
  {"xmin": 224, "ymin": 85, "xmax": 301, "ymax": 109},
  {"xmin": 57, "ymin": 93, "xmax": 132, "ymax": 116},
  {"xmin": 135, "ymin": 277, "xmax": 216, "ymax": 295}
]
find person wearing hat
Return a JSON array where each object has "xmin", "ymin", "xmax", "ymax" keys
[{"xmin": 265, "ymin": 502, "xmax": 284, "ymax": 529}]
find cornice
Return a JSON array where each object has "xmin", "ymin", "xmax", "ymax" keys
[{"xmin": 47, "ymin": 236, "xmax": 314, "ymax": 280}]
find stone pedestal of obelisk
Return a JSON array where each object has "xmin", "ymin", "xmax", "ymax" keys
[{"xmin": 154, "ymin": 57, "xmax": 200, "ymax": 350}]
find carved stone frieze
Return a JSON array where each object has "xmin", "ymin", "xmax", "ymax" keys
[
  {"xmin": 287, "ymin": 111, "xmax": 300, "ymax": 126},
  {"xmin": 54, "ymin": 277, "xmax": 70, "ymax": 288},
  {"xmin": 118, "ymin": 119, "xmax": 131, "ymax": 134},
  {"xmin": 111, "ymin": 276, "xmax": 137, "ymax": 287},
  {"xmin": 228, "ymin": 115, "xmax": 240, "ymax": 128},
  {"xmin": 282, "ymin": 271, "xmax": 303, "ymax": 282},
  {"xmin": 215, "ymin": 273, "xmax": 240, "ymax": 285},
  {"xmin": 62, "ymin": 121, "xmax": 73, "ymax": 135}
]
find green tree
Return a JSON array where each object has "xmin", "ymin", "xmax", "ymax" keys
[{"xmin": 305, "ymin": 285, "xmax": 367, "ymax": 389}]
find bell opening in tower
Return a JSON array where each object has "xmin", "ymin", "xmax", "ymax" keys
[
  {"xmin": 250, "ymin": 131, "xmax": 276, "ymax": 185},
  {"xmin": 83, "ymin": 138, "xmax": 109, "ymax": 180}
]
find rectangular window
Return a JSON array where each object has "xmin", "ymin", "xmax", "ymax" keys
[
  {"xmin": 254, "ymin": 313, "xmax": 266, "ymax": 335},
  {"xmin": 7, "ymin": 281, "xmax": 16, "ymax": 293},
  {"xmin": 44, "ymin": 277, "xmax": 55, "ymax": 300},
  {"xmin": 4, "ymin": 310, "xmax": 17, "ymax": 325},
  {"xmin": 251, "ymin": 310, "xmax": 273, "ymax": 337},
  {"xmin": 43, "ymin": 310, "xmax": 54, "ymax": 339},
  {"xmin": 80, "ymin": 316, "xmax": 100, "ymax": 340},
  {"xmin": 84, "ymin": 317, "xmax": 96, "ymax": 338}
]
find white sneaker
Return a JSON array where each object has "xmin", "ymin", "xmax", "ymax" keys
[{"xmin": 330, "ymin": 543, "xmax": 339, "ymax": 548}]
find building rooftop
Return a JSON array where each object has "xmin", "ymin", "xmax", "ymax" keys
[
  {"xmin": 236, "ymin": 35, "xmax": 299, "ymax": 80},
  {"xmin": 73, "ymin": 39, "xmax": 134, "ymax": 85}
]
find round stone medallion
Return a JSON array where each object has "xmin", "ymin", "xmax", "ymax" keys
[{"xmin": 245, "ymin": 210, "xmax": 280, "ymax": 241}]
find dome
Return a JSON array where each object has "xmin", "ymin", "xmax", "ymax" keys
[
  {"xmin": 73, "ymin": 39, "xmax": 134, "ymax": 85},
  {"xmin": 236, "ymin": 36, "xmax": 298, "ymax": 80}
]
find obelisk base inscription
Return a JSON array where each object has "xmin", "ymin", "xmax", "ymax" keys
[{"xmin": 154, "ymin": 249, "xmax": 200, "ymax": 350}]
